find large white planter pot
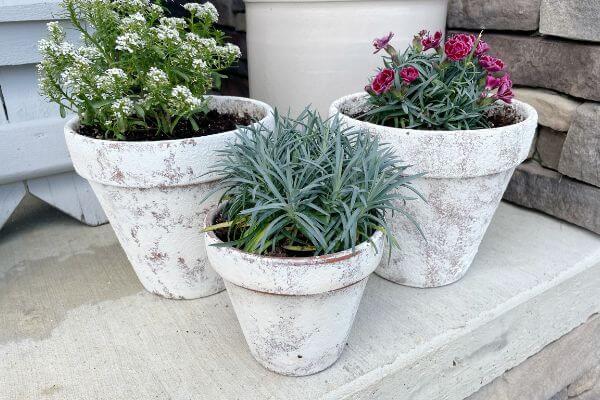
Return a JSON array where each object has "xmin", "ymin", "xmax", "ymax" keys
[
  {"xmin": 244, "ymin": 0, "xmax": 449, "ymax": 115},
  {"xmin": 65, "ymin": 96, "xmax": 273, "ymax": 299},
  {"xmin": 204, "ymin": 207, "xmax": 385, "ymax": 376},
  {"xmin": 330, "ymin": 93, "xmax": 538, "ymax": 288}
]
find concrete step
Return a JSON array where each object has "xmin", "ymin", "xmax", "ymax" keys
[{"xmin": 1, "ymin": 197, "xmax": 599, "ymax": 399}]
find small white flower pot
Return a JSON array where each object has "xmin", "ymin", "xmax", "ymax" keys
[
  {"xmin": 65, "ymin": 96, "xmax": 273, "ymax": 299},
  {"xmin": 203, "ymin": 206, "xmax": 385, "ymax": 376},
  {"xmin": 330, "ymin": 93, "xmax": 538, "ymax": 287},
  {"xmin": 244, "ymin": 0, "xmax": 449, "ymax": 115}
]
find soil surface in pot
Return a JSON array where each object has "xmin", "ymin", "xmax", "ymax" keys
[
  {"xmin": 78, "ymin": 110, "xmax": 253, "ymax": 141},
  {"xmin": 348, "ymin": 103, "xmax": 523, "ymax": 130}
]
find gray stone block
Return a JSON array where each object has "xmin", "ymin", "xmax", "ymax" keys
[
  {"xmin": 514, "ymin": 87, "xmax": 581, "ymax": 132},
  {"xmin": 540, "ymin": 0, "xmax": 600, "ymax": 43},
  {"xmin": 536, "ymin": 126, "xmax": 566, "ymax": 171},
  {"xmin": 568, "ymin": 365, "xmax": 600, "ymax": 398},
  {"xmin": 503, "ymin": 161, "xmax": 600, "ymax": 234},
  {"xmin": 467, "ymin": 315, "xmax": 600, "ymax": 400},
  {"xmin": 558, "ymin": 103, "xmax": 600, "ymax": 188},
  {"xmin": 447, "ymin": 0, "xmax": 541, "ymax": 31},
  {"xmin": 450, "ymin": 32, "xmax": 600, "ymax": 102}
]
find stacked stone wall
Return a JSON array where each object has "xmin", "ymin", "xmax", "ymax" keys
[{"xmin": 448, "ymin": 0, "xmax": 600, "ymax": 234}]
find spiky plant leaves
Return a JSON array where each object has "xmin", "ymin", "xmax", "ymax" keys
[{"xmin": 205, "ymin": 108, "xmax": 423, "ymax": 256}]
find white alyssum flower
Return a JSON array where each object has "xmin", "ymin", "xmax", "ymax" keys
[
  {"xmin": 152, "ymin": 25, "xmax": 180, "ymax": 42},
  {"xmin": 96, "ymin": 68, "xmax": 128, "ymax": 99},
  {"xmin": 159, "ymin": 17, "xmax": 187, "ymax": 29},
  {"xmin": 116, "ymin": 32, "xmax": 144, "ymax": 53},
  {"xmin": 170, "ymin": 85, "xmax": 203, "ymax": 113},
  {"xmin": 183, "ymin": 2, "xmax": 219, "ymax": 23},
  {"xmin": 192, "ymin": 59, "xmax": 208, "ymax": 70},
  {"xmin": 46, "ymin": 21, "xmax": 64, "ymax": 40},
  {"xmin": 121, "ymin": 12, "xmax": 146, "ymax": 28},
  {"xmin": 147, "ymin": 67, "xmax": 168, "ymax": 83},
  {"xmin": 111, "ymin": 97, "xmax": 135, "ymax": 119},
  {"xmin": 216, "ymin": 43, "xmax": 241, "ymax": 59}
]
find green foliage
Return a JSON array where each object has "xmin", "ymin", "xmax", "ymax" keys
[
  {"xmin": 37, "ymin": 0, "xmax": 240, "ymax": 140},
  {"xmin": 205, "ymin": 109, "xmax": 423, "ymax": 256}
]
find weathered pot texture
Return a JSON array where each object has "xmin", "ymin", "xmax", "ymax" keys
[
  {"xmin": 203, "ymin": 207, "xmax": 385, "ymax": 376},
  {"xmin": 330, "ymin": 93, "xmax": 538, "ymax": 288},
  {"xmin": 65, "ymin": 96, "xmax": 274, "ymax": 299},
  {"xmin": 244, "ymin": 0, "xmax": 449, "ymax": 115}
]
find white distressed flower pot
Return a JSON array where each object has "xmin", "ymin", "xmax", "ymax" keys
[
  {"xmin": 330, "ymin": 93, "xmax": 538, "ymax": 287},
  {"xmin": 244, "ymin": 0, "xmax": 449, "ymax": 115},
  {"xmin": 65, "ymin": 96, "xmax": 273, "ymax": 299},
  {"xmin": 203, "ymin": 207, "xmax": 385, "ymax": 376}
]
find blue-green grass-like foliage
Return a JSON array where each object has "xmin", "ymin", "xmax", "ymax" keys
[{"xmin": 205, "ymin": 109, "xmax": 423, "ymax": 256}]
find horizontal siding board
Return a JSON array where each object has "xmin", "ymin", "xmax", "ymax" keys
[
  {"xmin": 0, "ymin": 1, "xmax": 64, "ymax": 23},
  {"xmin": 0, "ymin": 117, "xmax": 74, "ymax": 184},
  {"xmin": 0, "ymin": 20, "xmax": 76, "ymax": 66}
]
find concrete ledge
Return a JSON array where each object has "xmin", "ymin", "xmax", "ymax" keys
[{"xmin": 1, "ymin": 200, "xmax": 599, "ymax": 399}]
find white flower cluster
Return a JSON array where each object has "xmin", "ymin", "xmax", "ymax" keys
[
  {"xmin": 111, "ymin": 97, "xmax": 134, "ymax": 120},
  {"xmin": 183, "ymin": 2, "xmax": 219, "ymax": 23},
  {"xmin": 116, "ymin": 32, "xmax": 144, "ymax": 53},
  {"xmin": 170, "ymin": 86, "xmax": 204, "ymax": 114},
  {"xmin": 38, "ymin": 0, "xmax": 239, "ymax": 139},
  {"xmin": 96, "ymin": 68, "xmax": 128, "ymax": 99},
  {"xmin": 121, "ymin": 12, "xmax": 146, "ymax": 29}
]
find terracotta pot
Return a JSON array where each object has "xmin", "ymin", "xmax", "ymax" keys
[
  {"xmin": 330, "ymin": 93, "xmax": 538, "ymax": 287},
  {"xmin": 65, "ymin": 95, "xmax": 273, "ymax": 299},
  {"xmin": 244, "ymin": 0, "xmax": 449, "ymax": 115},
  {"xmin": 203, "ymin": 206, "xmax": 385, "ymax": 376}
]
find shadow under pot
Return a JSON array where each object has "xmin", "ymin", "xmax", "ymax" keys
[
  {"xmin": 330, "ymin": 93, "xmax": 538, "ymax": 288},
  {"xmin": 203, "ymin": 205, "xmax": 385, "ymax": 376},
  {"xmin": 64, "ymin": 95, "xmax": 274, "ymax": 299}
]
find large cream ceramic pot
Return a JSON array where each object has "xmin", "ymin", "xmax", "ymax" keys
[{"xmin": 244, "ymin": 0, "xmax": 449, "ymax": 115}]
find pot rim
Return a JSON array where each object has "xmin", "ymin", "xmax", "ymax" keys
[
  {"xmin": 203, "ymin": 203, "xmax": 385, "ymax": 295},
  {"xmin": 203, "ymin": 203, "xmax": 384, "ymax": 264},
  {"xmin": 64, "ymin": 95, "xmax": 275, "ymax": 188},
  {"xmin": 330, "ymin": 92, "xmax": 537, "ymax": 136},
  {"xmin": 329, "ymin": 92, "xmax": 538, "ymax": 178},
  {"xmin": 65, "ymin": 95, "xmax": 273, "ymax": 146}
]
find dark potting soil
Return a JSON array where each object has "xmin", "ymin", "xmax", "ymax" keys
[
  {"xmin": 78, "ymin": 110, "xmax": 253, "ymax": 141},
  {"xmin": 349, "ymin": 103, "xmax": 523, "ymax": 130},
  {"xmin": 484, "ymin": 103, "xmax": 524, "ymax": 128},
  {"xmin": 212, "ymin": 211, "xmax": 315, "ymax": 258}
]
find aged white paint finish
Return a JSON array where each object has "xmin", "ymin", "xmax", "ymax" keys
[
  {"xmin": 65, "ymin": 96, "xmax": 274, "ymax": 299},
  {"xmin": 0, "ymin": 20, "xmax": 77, "ymax": 67},
  {"xmin": 27, "ymin": 171, "xmax": 107, "ymax": 226},
  {"xmin": 204, "ymin": 206, "xmax": 385, "ymax": 376},
  {"xmin": 330, "ymin": 93, "xmax": 538, "ymax": 287},
  {"xmin": 0, "ymin": 64, "xmax": 60, "ymax": 122},
  {"xmin": 1, "ymin": 203, "xmax": 599, "ymax": 399},
  {"xmin": 0, "ymin": 118, "xmax": 72, "ymax": 184},
  {"xmin": 0, "ymin": 181, "xmax": 25, "ymax": 228},
  {"xmin": 245, "ymin": 0, "xmax": 448, "ymax": 115}
]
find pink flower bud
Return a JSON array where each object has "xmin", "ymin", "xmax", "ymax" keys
[
  {"xmin": 422, "ymin": 31, "xmax": 443, "ymax": 51},
  {"xmin": 475, "ymin": 39, "xmax": 490, "ymax": 57},
  {"xmin": 479, "ymin": 55, "xmax": 505, "ymax": 72},
  {"xmin": 400, "ymin": 66, "xmax": 419, "ymax": 84},
  {"xmin": 373, "ymin": 32, "xmax": 394, "ymax": 54},
  {"xmin": 493, "ymin": 81, "xmax": 514, "ymax": 103},
  {"xmin": 485, "ymin": 75, "xmax": 501, "ymax": 90}
]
